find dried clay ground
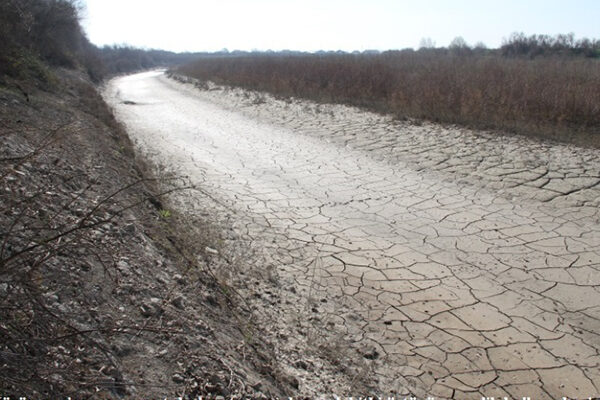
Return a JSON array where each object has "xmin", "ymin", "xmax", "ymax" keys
[{"xmin": 102, "ymin": 71, "xmax": 600, "ymax": 399}]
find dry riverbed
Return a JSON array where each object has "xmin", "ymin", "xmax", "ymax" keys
[{"xmin": 104, "ymin": 70, "xmax": 600, "ymax": 399}]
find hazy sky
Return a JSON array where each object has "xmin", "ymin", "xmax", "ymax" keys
[{"xmin": 82, "ymin": 0, "xmax": 600, "ymax": 52}]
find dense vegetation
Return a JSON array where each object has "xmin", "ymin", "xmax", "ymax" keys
[
  {"xmin": 500, "ymin": 32, "xmax": 600, "ymax": 58},
  {"xmin": 177, "ymin": 35, "xmax": 600, "ymax": 145},
  {"xmin": 98, "ymin": 45, "xmax": 200, "ymax": 76},
  {"xmin": 0, "ymin": 0, "xmax": 96, "ymax": 81},
  {"xmin": 0, "ymin": 0, "xmax": 198, "ymax": 85}
]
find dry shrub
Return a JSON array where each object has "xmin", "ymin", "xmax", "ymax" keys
[
  {"xmin": 176, "ymin": 51, "xmax": 600, "ymax": 145},
  {"xmin": 0, "ymin": 0, "xmax": 198, "ymax": 84}
]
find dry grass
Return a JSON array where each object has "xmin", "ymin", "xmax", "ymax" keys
[{"xmin": 176, "ymin": 51, "xmax": 600, "ymax": 146}]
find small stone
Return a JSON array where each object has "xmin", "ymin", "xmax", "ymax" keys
[
  {"xmin": 116, "ymin": 260, "xmax": 130, "ymax": 273},
  {"xmin": 251, "ymin": 381, "xmax": 263, "ymax": 390},
  {"xmin": 204, "ymin": 383, "xmax": 217, "ymax": 393},
  {"xmin": 139, "ymin": 304, "xmax": 153, "ymax": 317},
  {"xmin": 0, "ymin": 283, "xmax": 9, "ymax": 294},
  {"xmin": 287, "ymin": 376, "xmax": 300, "ymax": 389},
  {"xmin": 122, "ymin": 223, "xmax": 136, "ymax": 234},
  {"xmin": 113, "ymin": 343, "xmax": 133, "ymax": 357},
  {"xmin": 172, "ymin": 373, "xmax": 185, "ymax": 383},
  {"xmin": 205, "ymin": 246, "xmax": 219, "ymax": 255},
  {"xmin": 360, "ymin": 347, "xmax": 379, "ymax": 360},
  {"xmin": 44, "ymin": 293, "xmax": 59, "ymax": 303},
  {"xmin": 140, "ymin": 300, "xmax": 162, "ymax": 317},
  {"xmin": 171, "ymin": 295, "xmax": 186, "ymax": 309},
  {"xmin": 294, "ymin": 360, "xmax": 309, "ymax": 370},
  {"xmin": 204, "ymin": 294, "xmax": 218, "ymax": 306}
]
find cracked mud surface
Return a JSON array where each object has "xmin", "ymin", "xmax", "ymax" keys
[{"xmin": 104, "ymin": 71, "xmax": 600, "ymax": 398}]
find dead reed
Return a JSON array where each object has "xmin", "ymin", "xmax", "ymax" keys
[{"xmin": 176, "ymin": 51, "xmax": 600, "ymax": 145}]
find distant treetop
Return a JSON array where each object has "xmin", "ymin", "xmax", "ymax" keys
[{"xmin": 501, "ymin": 32, "xmax": 600, "ymax": 58}]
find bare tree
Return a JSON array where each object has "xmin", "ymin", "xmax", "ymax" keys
[{"xmin": 419, "ymin": 37, "xmax": 436, "ymax": 49}]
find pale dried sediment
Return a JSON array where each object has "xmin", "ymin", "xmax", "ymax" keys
[{"xmin": 104, "ymin": 71, "xmax": 600, "ymax": 399}]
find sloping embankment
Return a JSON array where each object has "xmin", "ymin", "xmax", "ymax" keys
[{"xmin": 0, "ymin": 69, "xmax": 296, "ymax": 398}]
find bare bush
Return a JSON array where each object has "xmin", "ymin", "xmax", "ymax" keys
[
  {"xmin": 175, "ymin": 47, "xmax": 600, "ymax": 145},
  {"xmin": 0, "ymin": 0, "xmax": 201, "ymax": 84},
  {"xmin": 0, "ymin": 115, "xmax": 182, "ymax": 396},
  {"xmin": 502, "ymin": 32, "xmax": 600, "ymax": 58}
]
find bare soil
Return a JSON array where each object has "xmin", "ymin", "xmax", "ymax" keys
[
  {"xmin": 0, "ymin": 69, "xmax": 301, "ymax": 399},
  {"xmin": 102, "ymin": 71, "xmax": 600, "ymax": 399}
]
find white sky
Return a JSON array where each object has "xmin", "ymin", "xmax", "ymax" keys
[{"xmin": 82, "ymin": 0, "xmax": 600, "ymax": 52}]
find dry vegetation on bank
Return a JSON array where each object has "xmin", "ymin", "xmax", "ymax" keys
[
  {"xmin": 177, "ymin": 38, "xmax": 600, "ymax": 146},
  {"xmin": 1, "ymin": 68, "xmax": 296, "ymax": 398},
  {"xmin": 0, "ymin": 0, "xmax": 199, "ymax": 84}
]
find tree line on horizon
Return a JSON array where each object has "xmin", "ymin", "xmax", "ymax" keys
[{"xmin": 161, "ymin": 32, "xmax": 600, "ymax": 59}]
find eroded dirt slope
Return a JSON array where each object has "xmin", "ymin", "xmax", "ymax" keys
[
  {"xmin": 0, "ymin": 70, "xmax": 296, "ymax": 399},
  {"xmin": 104, "ymin": 71, "xmax": 600, "ymax": 399}
]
